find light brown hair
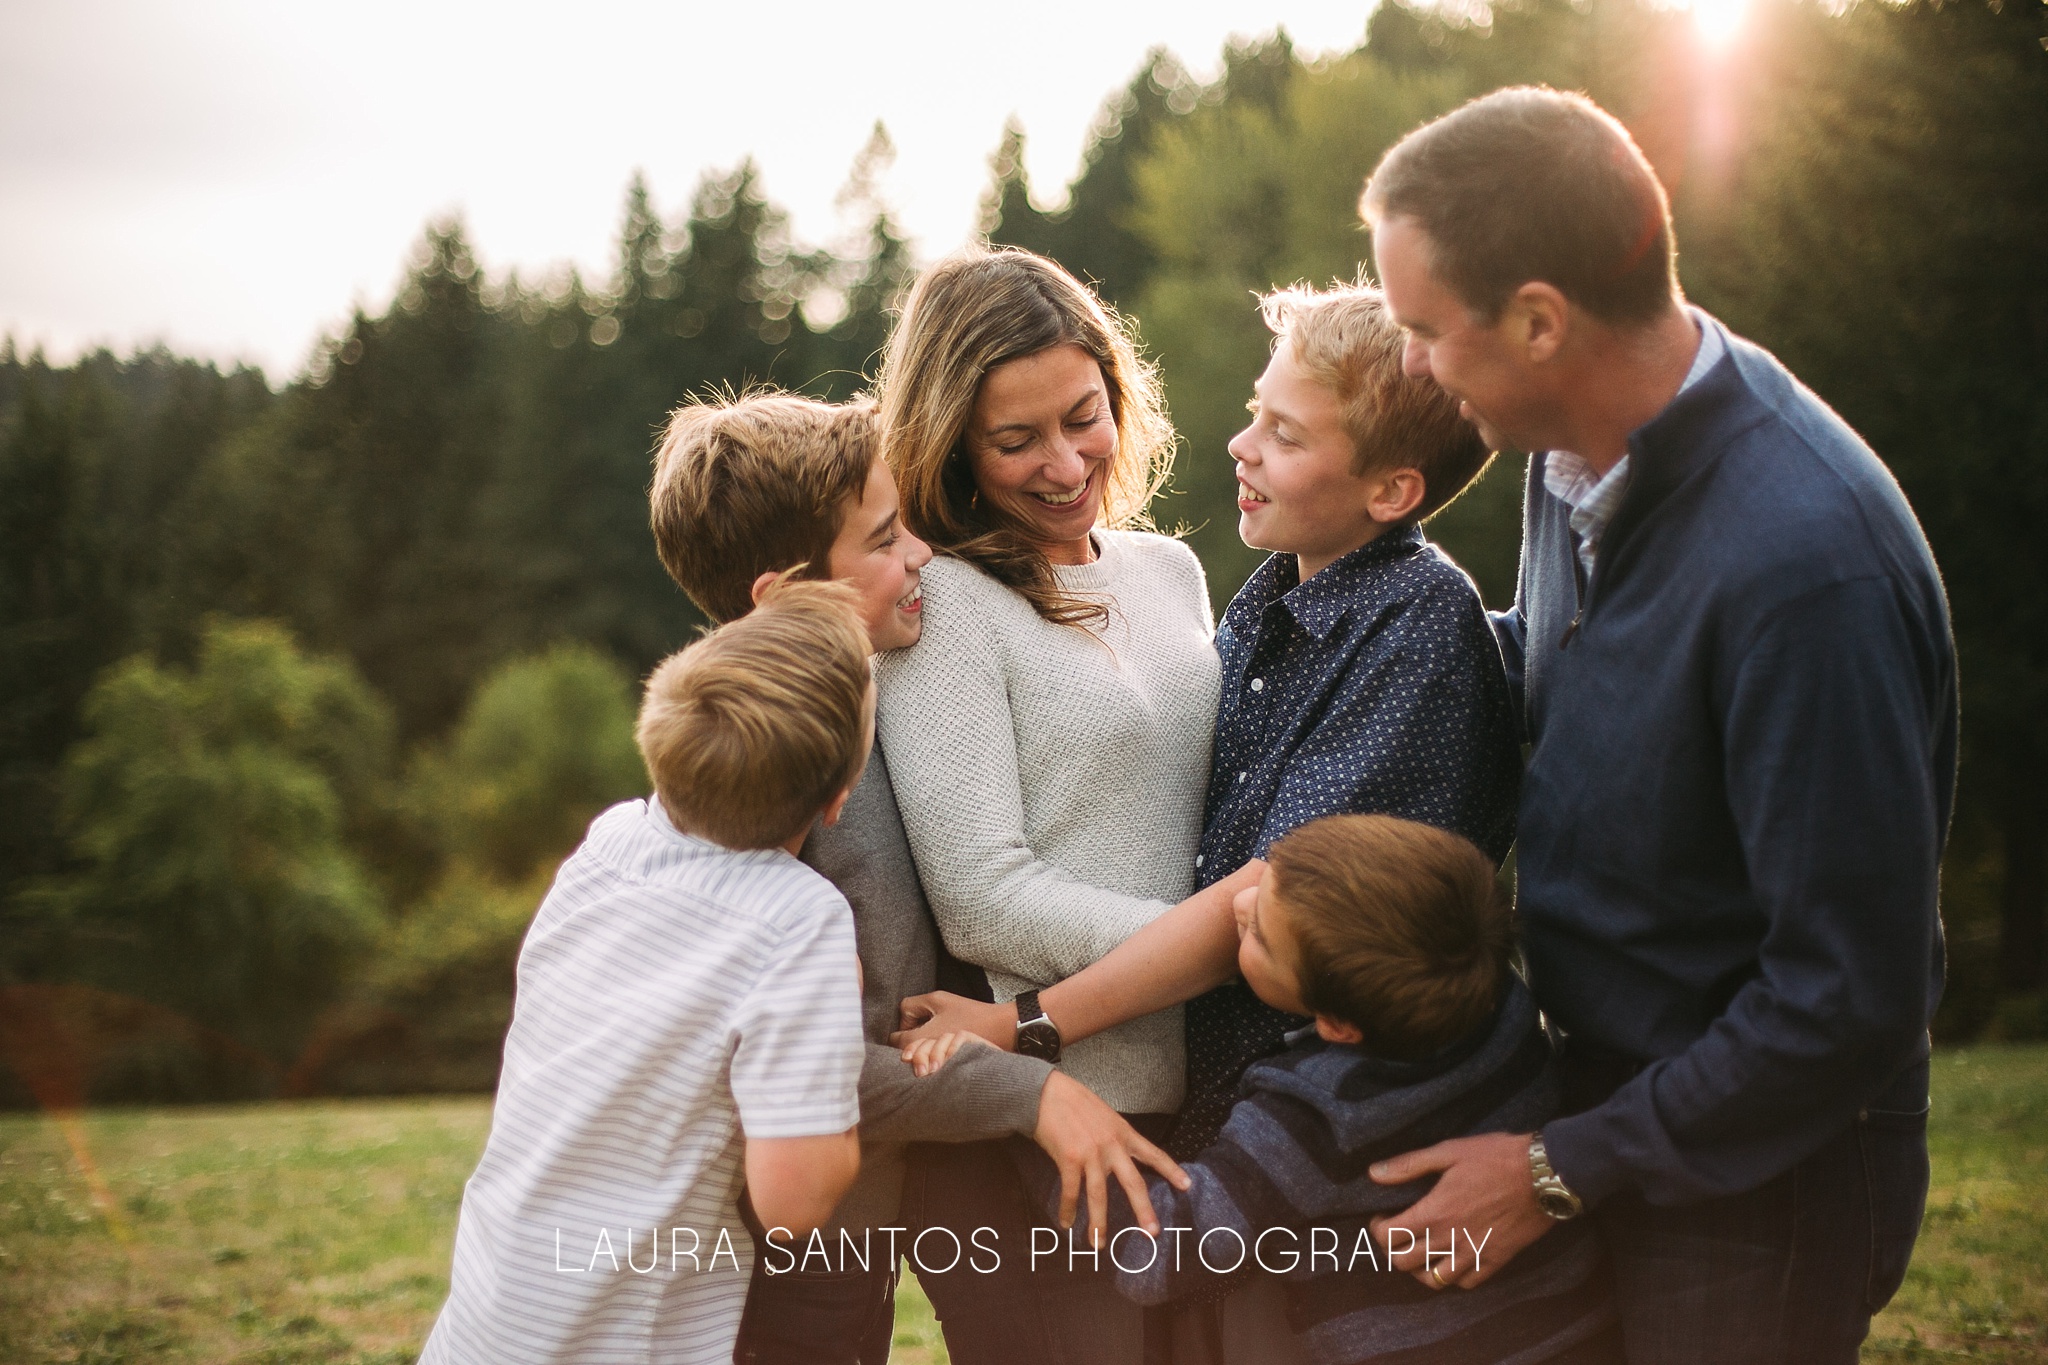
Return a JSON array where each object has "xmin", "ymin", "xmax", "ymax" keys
[
  {"xmin": 650, "ymin": 391, "xmax": 879, "ymax": 624},
  {"xmin": 877, "ymin": 246, "xmax": 1174, "ymax": 629},
  {"xmin": 636, "ymin": 577, "xmax": 873, "ymax": 850},
  {"xmin": 1260, "ymin": 281, "xmax": 1493, "ymax": 520},
  {"xmin": 1268, "ymin": 814, "xmax": 1510, "ymax": 1061},
  {"xmin": 1361, "ymin": 86, "xmax": 1679, "ymax": 326}
]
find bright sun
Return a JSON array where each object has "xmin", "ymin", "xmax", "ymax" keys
[{"xmin": 1691, "ymin": 0, "xmax": 1750, "ymax": 50}]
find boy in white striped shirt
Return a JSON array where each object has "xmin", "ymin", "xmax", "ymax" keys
[{"xmin": 419, "ymin": 579, "xmax": 874, "ymax": 1365}]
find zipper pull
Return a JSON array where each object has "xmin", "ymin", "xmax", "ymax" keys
[{"xmin": 1560, "ymin": 613, "xmax": 1582, "ymax": 649}]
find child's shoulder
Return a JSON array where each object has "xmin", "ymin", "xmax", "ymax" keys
[
  {"xmin": 1365, "ymin": 541, "xmax": 1494, "ymax": 649},
  {"xmin": 1401, "ymin": 539, "xmax": 1487, "ymax": 606},
  {"xmin": 571, "ymin": 798, "xmax": 847, "ymax": 929}
]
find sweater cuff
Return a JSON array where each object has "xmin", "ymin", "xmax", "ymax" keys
[
  {"xmin": 973, "ymin": 1049, "xmax": 1056, "ymax": 1137},
  {"xmin": 1540, "ymin": 1112, "xmax": 1631, "ymax": 1209}
]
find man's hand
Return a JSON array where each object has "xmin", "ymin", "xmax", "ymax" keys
[
  {"xmin": 1034, "ymin": 1071, "xmax": 1189, "ymax": 1243},
  {"xmin": 1368, "ymin": 1132, "xmax": 1555, "ymax": 1289},
  {"xmin": 894, "ymin": 991, "xmax": 1014, "ymax": 1051}
]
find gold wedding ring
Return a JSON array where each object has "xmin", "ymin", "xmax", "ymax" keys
[{"xmin": 1429, "ymin": 1263, "xmax": 1454, "ymax": 1289}]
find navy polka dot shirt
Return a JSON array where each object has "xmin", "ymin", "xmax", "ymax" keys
[{"xmin": 1170, "ymin": 526, "xmax": 1523, "ymax": 1158}]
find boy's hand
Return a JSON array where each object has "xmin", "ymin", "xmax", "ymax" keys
[
  {"xmin": 1034, "ymin": 1071, "xmax": 1189, "ymax": 1242},
  {"xmin": 901, "ymin": 1030, "xmax": 991, "ymax": 1077},
  {"xmin": 894, "ymin": 991, "xmax": 1015, "ymax": 1051}
]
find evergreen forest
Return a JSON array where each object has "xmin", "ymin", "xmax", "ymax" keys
[{"xmin": 3, "ymin": 0, "xmax": 2044, "ymax": 1103}]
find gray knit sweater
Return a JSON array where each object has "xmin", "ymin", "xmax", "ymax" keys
[{"xmin": 874, "ymin": 531, "xmax": 1221, "ymax": 1114}]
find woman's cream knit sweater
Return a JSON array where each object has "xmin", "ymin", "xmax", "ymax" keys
[{"xmin": 874, "ymin": 530, "xmax": 1221, "ymax": 1114}]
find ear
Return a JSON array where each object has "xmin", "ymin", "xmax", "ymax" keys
[
  {"xmin": 749, "ymin": 571, "xmax": 781, "ymax": 609},
  {"xmin": 1366, "ymin": 467, "xmax": 1427, "ymax": 526},
  {"xmin": 818, "ymin": 783, "xmax": 857, "ymax": 829},
  {"xmin": 1507, "ymin": 282, "xmax": 1570, "ymax": 364},
  {"xmin": 1314, "ymin": 1015, "xmax": 1364, "ymax": 1046}
]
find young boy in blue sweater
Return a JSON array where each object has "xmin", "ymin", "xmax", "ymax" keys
[{"xmin": 999, "ymin": 815, "xmax": 1620, "ymax": 1365}]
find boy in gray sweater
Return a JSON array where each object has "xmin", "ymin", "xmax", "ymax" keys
[{"xmin": 647, "ymin": 391, "xmax": 1186, "ymax": 1364}]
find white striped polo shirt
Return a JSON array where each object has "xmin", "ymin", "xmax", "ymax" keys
[{"xmin": 419, "ymin": 797, "xmax": 863, "ymax": 1365}]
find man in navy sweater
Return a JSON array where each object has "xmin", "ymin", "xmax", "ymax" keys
[{"xmin": 1356, "ymin": 88, "xmax": 1955, "ymax": 1363}]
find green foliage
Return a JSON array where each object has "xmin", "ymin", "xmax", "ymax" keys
[
  {"xmin": 312, "ymin": 646, "xmax": 644, "ymax": 1096},
  {"xmin": 0, "ymin": 144, "xmax": 913, "ymax": 1088},
  {"xmin": 38, "ymin": 620, "xmax": 391, "ymax": 1057},
  {"xmin": 986, "ymin": 35, "xmax": 1303, "ymax": 309},
  {"xmin": 0, "ymin": 348, "xmax": 275, "ymax": 966},
  {"xmin": 409, "ymin": 644, "xmax": 645, "ymax": 885}
]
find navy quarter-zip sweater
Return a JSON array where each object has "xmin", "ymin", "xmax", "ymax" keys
[{"xmin": 1495, "ymin": 313, "xmax": 1956, "ymax": 1208}]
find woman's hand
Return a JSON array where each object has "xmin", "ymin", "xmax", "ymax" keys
[
  {"xmin": 894, "ymin": 991, "xmax": 1016, "ymax": 1052},
  {"xmin": 1033, "ymin": 1071, "xmax": 1188, "ymax": 1240},
  {"xmin": 901, "ymin": 1030, "xmax": 994, "ymax": 1078}
]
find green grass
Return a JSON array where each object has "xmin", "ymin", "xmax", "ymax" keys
[{"xmin": 0, "ymin": 1047, "xmax": 2041, "ymax": 1363}]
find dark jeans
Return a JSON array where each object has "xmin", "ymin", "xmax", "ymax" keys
[
  {"xmin": 733, "ymin": 1254, "xmax": 896, "ymax": 1365},
  {"xmin": 1565, "ymin": 1050, "xmax": 1929, "ymax": 1365},
  {"xmin": 899, "ymin": 1134, "xmax": 1158, "ymax": 1365}
]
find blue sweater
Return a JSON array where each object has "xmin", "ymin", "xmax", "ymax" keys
[
  {"xmin": 1017, "ymin": 981, "xmax": 1616, "ymax": 1365},
  {"xmin": 1496, "ymin": 314, "xmax": 1956, "ymax": 1207}
]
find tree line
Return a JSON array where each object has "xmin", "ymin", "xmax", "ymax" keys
[{"xmin": 2, "ymin": 0, "xmax": 2042, "ymax": 1103}]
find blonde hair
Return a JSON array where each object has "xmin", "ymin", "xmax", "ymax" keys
[
  {"xmin": 636, "ymin": 577, "xmax": 873, "ymax": 850},
  {"xmin": 1260, "ymin": 281, "xmax": 1493, "ymax": 522},
  {"xmin": 878, "ymin": 246, "xmax": 1174, "ymax": 629},
  {"xmin": 650, "ymin": 392, "xmax": 879, "ymax": 623},
  {"xmin": 1268, "ymin": 815, "xmax": 1509, "ymax": 1061}
]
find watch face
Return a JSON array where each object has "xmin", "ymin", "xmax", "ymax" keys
[
  {"xmin": 1016, "ymin": 1019, "xmax": 1060, "ymax": 1062},
  {"xmin": 1537, "ymin": 1187, "xmax": 1582, "ymax": 1220}
]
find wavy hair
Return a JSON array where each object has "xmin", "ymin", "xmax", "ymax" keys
[{"xmin": 877, "ymin": 246, "xmax": 1174, "ymax": 628}]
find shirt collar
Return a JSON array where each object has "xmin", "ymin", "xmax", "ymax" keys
[{"xmin": 1237, "ymin": 525, "xmax": 1426, "ymax": 642}]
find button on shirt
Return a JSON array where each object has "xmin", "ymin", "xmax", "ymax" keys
[
  {"xmin": 1171, "ymin": 526, "xmax": 1524, "ymax": 1157},
  {"xmin": 1544, "ymin": 315, "xmax": 1726, "ymax": 579}
]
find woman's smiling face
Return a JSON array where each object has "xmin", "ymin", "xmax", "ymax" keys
[{"xmin": 962, "ymin": 344, "xmax": 1117, "ymax": 566}]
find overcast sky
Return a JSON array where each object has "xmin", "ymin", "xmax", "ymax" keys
[{"xmin": 0, "ymin": 0, "xmax": 1390, "ymax": 380}]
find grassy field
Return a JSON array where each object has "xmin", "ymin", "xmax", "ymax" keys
[{"xmin": 0, "ymin": 1047, "xmax": 2040, "ymax": 1364}]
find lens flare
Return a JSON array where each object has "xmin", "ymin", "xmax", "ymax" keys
[{"xmin": 1692, "ymin": 0, "xmax": 1749, "ymax": 51}]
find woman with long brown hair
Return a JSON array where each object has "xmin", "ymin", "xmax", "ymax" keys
[{"xmin": 872, "ymin": 246, "xmax": 1259, "ymax": 1363}]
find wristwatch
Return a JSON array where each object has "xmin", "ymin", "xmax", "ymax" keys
[
  {"xmin": 1529, "ymin": 1135, "xmax": 1583, "ymax": 1220},
  {"xmin": 1013, "ymin": 990, "xmax": 1062, "ymax": 1063}
]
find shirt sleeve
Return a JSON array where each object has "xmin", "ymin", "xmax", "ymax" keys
[
  {"xmin": 854, "ymin": 1037, "xmax": 1051, "ymax": 1144},
  {"xmin": 874, "ymin": 588, "xmax": 1178, "ymax": 988},
  {"xmin": 1543, "ymin": 575, "xmax": 1949, "ymax": 1206},
  {"xmin": 1258, "ymin": 584, "xmax": 1522, "ymax": 865},
  {"xmin": 729, "ymin": 893, "xmax": 865, "ymax": 1139}
]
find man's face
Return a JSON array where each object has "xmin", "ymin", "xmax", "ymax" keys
[
  {"xmin": 1226, "ymin": 341, "xmax": 1391, "ymax": 579},
  {"xmin": 1374, "ymin": 214, "xmax": 1526, "ymax": 454}
]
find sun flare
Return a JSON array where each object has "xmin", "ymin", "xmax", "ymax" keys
[{"xmin": 1691, "ymin": 0, "xmax": 1750, "ymax": 50}]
